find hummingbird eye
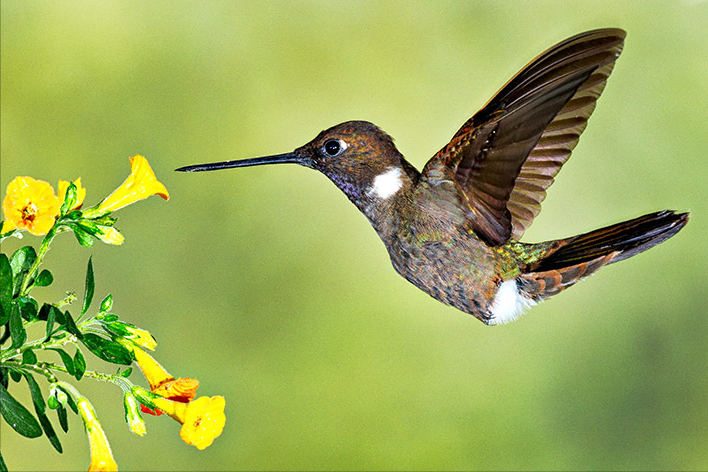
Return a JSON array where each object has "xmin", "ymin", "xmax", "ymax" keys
[{"xmin": 322, "ymin": 139, "xmax": 346, "ymax": 157}]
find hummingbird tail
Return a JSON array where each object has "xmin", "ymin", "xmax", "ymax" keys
[{"xmin": 519, "ymin": 210, "xmax": 689, "ymax": 301}]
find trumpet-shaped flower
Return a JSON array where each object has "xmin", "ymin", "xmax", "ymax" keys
[
  {"xmin": 123, "ymin": 342, "xmax": 199, "ymax": 415},
  {"xmin": 57, "ymin": 178, "xmax": 86, "ymax": 211},
  {"xmin": 77, "ymin": 397, "xmax": 118, "ymax": 472},
  {"xmin": 95, "ymin": 155, "xmax": 169, "ymax": 214},
  {"xmin": 1, "ymin": 176, "xmax": 61, "ymax": 235},
  {"xmin": 151, "ymin": 395, "xmax": 226, "ymax": 450}
]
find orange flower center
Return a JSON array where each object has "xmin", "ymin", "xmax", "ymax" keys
[
  {"xmin": 21, "ymin": 203, "xmax": 38, "ymax": 222},
  {"xmin": 193, "ymin": 417, "xmax": 202, "ymax": 427}
]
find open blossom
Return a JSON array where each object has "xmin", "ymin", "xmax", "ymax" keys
[
  {"xmin": 1, "ymin": 176, "xmax": 61, "ymax": 235},
  {"xmin": 57, "ymin": 177, "xmax": 86, "ymax": 210},
  {"xmin": 151, "ymin": 395, "xmax": 226, "ymax": 450},
  {"xmin": 95, "ymin": 155, "xmax": 169, "ymax": 214},
  {"xmin": 77, "ymin": 397, "xmax": 118, "ymax": 472}
]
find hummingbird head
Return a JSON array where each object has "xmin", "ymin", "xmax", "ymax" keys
[{"xmin": 177, "ymin": 120, "xmax": 420, "ymax": 216}]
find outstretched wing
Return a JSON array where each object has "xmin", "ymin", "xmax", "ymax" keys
[{"xmin": 422, "ymin": 29, "xmax": 626, "ymax": 246}]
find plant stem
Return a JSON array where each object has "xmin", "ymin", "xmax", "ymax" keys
[{"xmin": 19, "ymin": 226, "xmax": 58, "ymax": 296}]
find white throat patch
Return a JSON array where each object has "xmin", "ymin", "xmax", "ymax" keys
[
  {"xmin": 488, "ymin": 279, "xmax": 536, "ymax": 325},
  {"xmin": 367, "ymin": 167, "xmax": 403, "ymax": 200}
]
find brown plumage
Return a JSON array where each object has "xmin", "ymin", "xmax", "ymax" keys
[{"xmin": 177, "ymin": 28, "xmax": 689, "ymax": 325}]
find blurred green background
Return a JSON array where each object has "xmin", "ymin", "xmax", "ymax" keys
[{"xmin": 1, "ymin": 1, "xmax": 707, "ymax": 470}]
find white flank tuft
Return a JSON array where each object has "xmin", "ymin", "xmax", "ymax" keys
[
  {"xmin": 367, "ymin": 167, "xmax": 403, "ymax": 199},
  {"xmin": 488, "ymin": 279, "xmax": 536, "ymax": 325}
]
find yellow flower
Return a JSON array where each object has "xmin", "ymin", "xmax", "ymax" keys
[
  {"xmin": 57, "ymin": 178, "xmax": 86, "ymax": 210},
  {"xmin": 1, "ymin": 176, "xmax": 61, "ymax": 235},
  {"xmin": 130, "ymin": 344, "xmax": 173, "ymax": 390},
  {"xmin": 123, "ymin": 342, "xmax": 199, "ymax": 415},
  {"xmin": 77, "ymin": 398, "xmax": 118, "ymax": 472},
  {"xmin": 152, "ymin": 395, "xmax": 226, "ymax": 450},
  {"xmin": 96, "ymin": 155, "xmax": 169, "ymax": 214}
]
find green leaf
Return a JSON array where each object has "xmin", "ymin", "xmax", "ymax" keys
[
  {"xmin": 9, "ymin": 304, "xmax": 27, "ymax": 349},
  {"xmin": 17, "ymin": 296, "xmax": 38, "ymax": 321},
  {"xmin": 10, "ymin": 246, "xmax": 37, "ymax": 277},
  {"xmin": 82, "ymin": 257, "xmax": 94, "ymax": 315},
  {"xmin": 119, "ymin": 367, "xmax": 133, "ymax": 378},
  {"xmin": 0, "ymin": 449, "xmax": 8, "ymax": 472},
  {"xmin": 62, "ymin": 310, "xmax": 83, "ymax": 339},
  {"xmin": 35, "ymin": 269, "xmax": 54, "ymax": 287},
  {"xmin": 45, "ymin": 305, "xmax": 56, "ymax": 341},
  {"xmin": 73, "ymin": 348, "xmax": 86, "ymax": 381},
  {"xmin": 70, "ymin": 224, "xmax": 94, "ymax": 247},
  {"xmin": 56, "ymin": 404, "xmax": 69, "ymax": 432},
  {"xmin": 9, "ymin": 246, "xmax": 37, "ymax": 295},
  {"xmin": 0, "ymin": 368, "xmax": 7, "ymax": 389},
  {"xmin": 0, "ymin": 382, "xmax": 42, "ymax": 438},
  {"xmin": 9, "ymin": 370, "xmax": 21, "ymax": 383},
  {"xmin": 81, "ymin": 333, "xmax": 133, "ymax": 365},
  {"xmin": 23, "ymin": 373, "xmax": 45, "ymax": 414},
  {"xmin": 24, "ymin": 374, "xmax": 62, "ymax": 452},
  {"xmin": 22, "ymin": 350, "xmax": 37, "ymax": 365},
  {"xmin": 49, "ymin": 349, "xmax": 75, "ymax": 376},
  {"xmin": 0, "ymin": 254, "xmax": 12, "ymax": 317}
]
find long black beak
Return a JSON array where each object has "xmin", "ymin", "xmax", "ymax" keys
[{"xmin": 175, "ymin": 152, "xmax": 306, "ymax": 172}]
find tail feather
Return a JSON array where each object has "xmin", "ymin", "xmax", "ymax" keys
[{"xmin": 520, "ymin": 210, "xmax": 688, "ymax": 300}]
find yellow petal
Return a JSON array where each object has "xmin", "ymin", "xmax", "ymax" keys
[
  {"xmin": 97, "ymin": 155, "xmax": 169, "ymax": 213},
  {"xmin": 77, "ymin": 399, "xmax": 118, "ymax": 472},
  {"xmin": 179, "ymin": 396, "xmax": 226, "ymax": 450},
  {"xmin": 2, "ymin": 176, "xmax": 60, "ymax": 236},
  {"xmin": 95, "ymin": 226, "xmax": 124, "ymax": 245},
  {"xmin": 131, "ymin": 346, "xmax": 174, "ymax": 390}
]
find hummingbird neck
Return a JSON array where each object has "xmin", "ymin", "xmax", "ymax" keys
[{"xmin": 334, "ymin": 159, "xmax": 419, "ymax": 237}]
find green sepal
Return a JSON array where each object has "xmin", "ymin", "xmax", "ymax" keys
[
  {"xmin": 98, "ymin": 313, "xmax": 119, "ymax": 322},
  {"xmin": 0, "ymin": 254, "xmax": 12, "ymax": 320},
  {"xmin": 81, "ymin": 256, "xmax": 94, "ymax": 315},
  {"xmin": 80, "ymin": 333, "xmax": 133, "ymax": 365},
  {"xmin": 0, "ymin": 381, "xmax": 42, "ymax": 438},
  {"xmin": 62, "ymin": 310, "xmax": 83, "ymax": 339},
  {"xmin": 49, "ymin": 349, "xmax": 75, "ymax": 376},
  {"xmin": 119, "ymin": 367, "xmax": 133, "ymax": 378},
  {"xmin": 35, "ymin": 269, "xmax": 54, "ymax": 287},
  {"xmin": 64, "ymin": 209, "xmax": 82, "ymax": 220},
  {"xmin": 22, "ymin": 350, "xmax": 37, "ymax": 365},
  {"xmin": 47, "ymin": 394, "xmax": 59, "ymax": 410},
  {"xmin": 99, "ymin": 294, "xmax": 113, "ymax": 313},
  {"xmin": 68, "ymin": 224, "xmax": 93, "ymax": 247},
  {"xmin": 55, "ymin": 385, "xmax": 78, "ymax": 414},
  {"xmin": 73, "ymin": 348, "xmax": 86, "ymax": 380},
  {"xmin": 9, "ymin": 304, "xmax": 27, "ymax": 349},
  {"xmin": 59, "ymin": 182, "xmax": 78, "ymax": 217},
  {"xmin": 101, "ymin": 320, "xmax": 132, "ymax": 337}
]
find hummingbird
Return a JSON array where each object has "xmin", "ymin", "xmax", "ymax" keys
[{"xmin": 177, "ymin": 28, "xmax": 688, "ymax": 325}]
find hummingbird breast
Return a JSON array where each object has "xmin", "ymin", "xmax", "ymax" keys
[{"xmin": 377, "ymin": 182, "xmax": 510, "ymax": 322}]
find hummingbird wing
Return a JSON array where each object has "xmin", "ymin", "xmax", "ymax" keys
[{"xmin": 422, "ymin": 29, "xmax": 625, "ymax": 246}]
